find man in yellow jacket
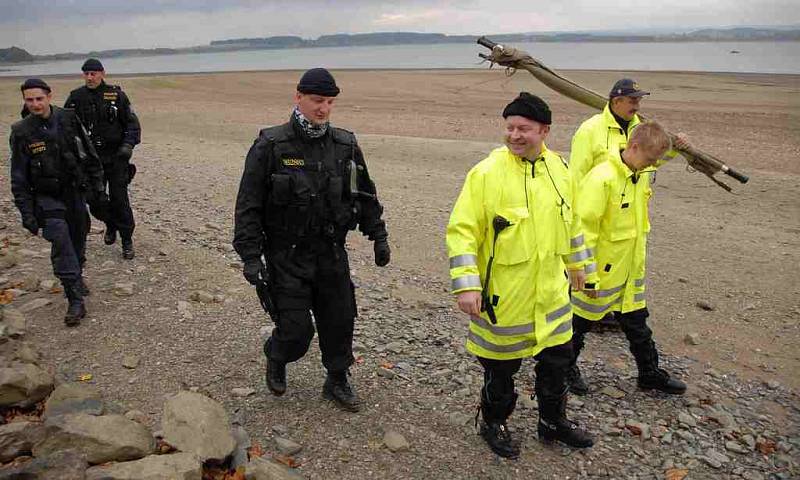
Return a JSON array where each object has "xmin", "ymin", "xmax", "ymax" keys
[
  {"xmin": 570, "ymin": 120, "xmax": 687, "ymax": 397},
  {"xmin": 569, "ymin": 78, "xmax": 681, "ymax": 183},
  {"xmin": 447, "ymin": 93, "xmax": 594, "ymax": 457}
]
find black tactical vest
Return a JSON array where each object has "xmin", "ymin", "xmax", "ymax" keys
[
  {"xmin": 14, "ymin": 107, "xmax": 83, "ymax": 196},
  {"xmin": 67, "ymin": 83, "xmax": 125, "ymax": 150},
  {"xmin": 260, "ymin": 122, "xmax": 361, "ymax": 240}
]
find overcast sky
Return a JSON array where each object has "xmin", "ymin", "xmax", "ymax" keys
[{"xmin": 3, "ymin": 0, "xmax": 797, "ymax": 54}]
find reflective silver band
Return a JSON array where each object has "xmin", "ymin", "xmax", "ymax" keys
[
  {"xmin": 568, "ymin": 248, "xmax": 593, "ymax": 263},
  {"xmin": 596, "ymin": 284, "xmax": 625, "ymax": 298},
  {"xmin": 467, "ymin": 331, "xmax": 536, "ymax": 354},
  {"xmin": 552, "ymin": 318, "xmax": 572, "ymax": 335},
  {"xmin": 545, "ymin": 302, "xmax": 572, "ymax": 323},
  {"xmin": 572, "ymin": 295, "xmax": 620, "ymax": 314},
  {"xmin": 452, "ymin": 275, "xmax": 481, "ymax": 291},
  {"xmin": 585, "ymin": 262, "xmax": 598, "ymax": 274},
  {"xmin": 634, "ymin": 292, "xmax": 646, "ymax": 303},
  {"xmin": 449, "ymin": 254, "xmax": 478, "ymax": 269},
  {"xmin": 470, "ymin": 315, "xmax": 533, "ymax": 336},
  {"xmin": 570, "ymin": 234, "xmax": 585, "ymax": 248},
  {"xmin": 634, "ymin": 278, "xmax": 646, "ymax": 287}
]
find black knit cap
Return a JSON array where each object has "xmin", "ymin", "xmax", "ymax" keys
[
  {"xmin": 20, "ymin": 78, "xmax": 51, "ymax": 93},
  {"xmin": 297, "ymin": 68, "xmax": 340, "ymax": 97},
  {"xmin": 81, "ymin": 58, "xmax": 104, "ymax": 72},
  {"xmin": 502, "ymin": 92, "xmax": 551, "ymax": 125}
]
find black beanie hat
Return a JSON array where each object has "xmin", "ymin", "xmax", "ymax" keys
[
  {"xmin": 81, "ymin": 58, "xmax": 104, "ymax": 72},
  {"xmin": 20, "ymin": 78, "xmax": 51, "ymax": 93},
  {"xmin": 297, "ymin": 68, "xmax": 340, "ymax": 97},
  {"xmin": 502, "ymin": 92, "xmax": 552, "ymax": 125}
]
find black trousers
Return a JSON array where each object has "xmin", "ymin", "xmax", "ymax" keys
[
  {"xmin": 100, "ymin": 152, "xmax": 135, "ymax": 239},
  {"xmin": 264, "ymin": 239, "xmax": 357, "ymax": 372},
  {"xmin": 37, "ymin": 192, "xmax": 89, "ymax": 284},
  {"xmin": 572, "ymin": 308, "xmax": 654, "ymax": 366},
  {"xmin": 478, "ymin": 342, "xmax": 573, "ymax": 421}
]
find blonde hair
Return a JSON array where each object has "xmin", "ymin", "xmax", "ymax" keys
[{"xmin": 629, "ymin": 120, "xmax": 671, "ymax": 156}]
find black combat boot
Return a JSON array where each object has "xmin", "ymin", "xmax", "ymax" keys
[
  {"xmin": 121, "ymin": 237, "xmax": 135, "ymax": 260},
  {"xmin": 566, "ymin": 364, "xmax": 589, "ymax": 396},
  {"xmin": 632, "ymin": 341, "xmax": 686, "ymax": 394},
  {"xmin": 323, "ymin": 370, "xmax": 361, "ymax": 412},
  {"xmin": 536, "ymin": 387, "xmax": 594, "ymax": 448},
  {"xmin": 104, "ymin": 226, "xmax": 117, "ymax": 245},
  {"xmin": 63, "ymin": 282, "xmax": 86, "ymax": 327},
  {"xmin": 476, "ymin": 388, "xmax": 520, "ymax": 459},
  {"xmin": 265, "ymin": 357, "xmax": 287, "ymax": 396}
]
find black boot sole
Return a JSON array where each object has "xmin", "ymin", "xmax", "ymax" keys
[
  {"xmin": 322, "ymin": 389, "xmax": 361, "ymax": 412},
  {"xmin": 638, "ymin": 384, "xmax": 687, "ymax": 395},
  {"xmin": 64, "ymin": 308, "xmax": 86, "ymax": 327},
  {"xmin": 538, "ymin": 427, "xmax": 594, "ymax": 449}
]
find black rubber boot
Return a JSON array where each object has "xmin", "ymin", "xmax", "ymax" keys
[
  {"xmin": 477, "ymin": 389, "xmax": 520, "ymax": 459},
  {"xmin": 323, "ymin": 370, "xmax": 361, "ymax": 412},
  {"xmin": 566, "ymin": 365, "xmax": 589, "ymax": 396},
  {"xmin": 265, "ymin": 357, "xmax": 287, "ymax": 396},
  {"xmin": 104, "ymin": 226, "xmax": 117, "ymax": 245},
  {"xmin": 63, "ymin": 282, "xmax": 86, "ymax": 327},
  {"xmin": 632, "ymin": 341, "xmax": 687, "ymax": 395},
  {"xmin": 121, "ymin": 237, "xmax": 135, "ymax": 260},
  {"xmin": 536, "ymin": 388, "xmax": 594, "ymax": 448}
]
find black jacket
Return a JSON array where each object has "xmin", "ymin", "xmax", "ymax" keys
[
  {"xmin": 9, "ymin": 106, "xmax": 104, "ymax": 219},
  {"xmin": 64, "ymin": 81, "xmax": 141, "ymax": 152},
  {"xmin": 233, "ymin": 116, "xmax": 387, "ymax": 261}
]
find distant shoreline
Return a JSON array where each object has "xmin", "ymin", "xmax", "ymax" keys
[{"xmin": 1, "ymin": 67, "xmax": 799, "ymax": 82}]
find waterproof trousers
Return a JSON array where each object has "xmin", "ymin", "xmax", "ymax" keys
[{"xmin": 264, "ymin": 239, "xmax": 356, "ymax": 372}]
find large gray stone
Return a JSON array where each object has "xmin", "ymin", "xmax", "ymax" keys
[
  {"xmin": 0, "ymin": 449, "xmax": 88, "ymax": 480},
  {"xmin": 34, "ymin": 413, "xmax": 154, "ymax": 465},
  {"xmin": 85, "ymin": 452, "xmax": 202, "ymax": 480},
  {"xmin": 0, "ymin": 307, "xmax": 26, "ymax": 338},
  {"xmin": 0, "ymin": 362, "xmax": 54, "ymax": 407},
  {"xmin": 44, "ymin": 382, "xmax": 104, "ymax": 418},
  {"xmin": 0, "ymin": 420, "xmax": 45, "ymax": 462},
  {"xmin": 0, "ymin": 339, "xmax": 40, "ymax": 366},
  {"xmin": 161, "ymin": 391, "xmax": 235, "ymax": 462},
  {"xmin": 244, "ymin": 456, "xmax": 304, "ymax": 480}
]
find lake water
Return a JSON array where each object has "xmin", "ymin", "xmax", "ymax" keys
[{"xmin": 2, "ymin": 41, "xmax": 799, "ymax": 77}]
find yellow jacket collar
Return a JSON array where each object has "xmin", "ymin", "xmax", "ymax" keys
[
  {"xmin": 602, "ymin": 103, "xmax": 641, "ymax": 132},
  {"xmin": 504, "ymin": 143, "xmax": 549, "ymax": 165}
]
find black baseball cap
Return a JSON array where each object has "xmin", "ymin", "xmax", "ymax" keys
[{"xmin": 609, "ymin": 78, "xmax": 650, "ymax": 99}]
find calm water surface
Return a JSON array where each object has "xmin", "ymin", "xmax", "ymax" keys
[{"xmin": 1, "ymin": 42, "xmax": 798, "ymax": 77}]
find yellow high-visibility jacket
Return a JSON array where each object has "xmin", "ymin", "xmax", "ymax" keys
[
  {"xmin": 571, "ymin": 151, "xmax": 653, "ymax": 320},
  {"xmin": 446, "ymin": 145, "xmax": 596, "ymax": 360},
  {"xmin": 569, "ymin": 103, "xmax": 677, "ymax": 184}
]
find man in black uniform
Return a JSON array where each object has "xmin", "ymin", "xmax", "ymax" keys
[
  {"xmin": 233, "ymin": 68, "xmax": 390, "ymax": 412},
  {"xmin": 65, "ymin": 58, "xmax": 141, "ymax": 259},
  {"xmin": 10, "ymin": 79, "xmax": 105, "ymax": 326}
]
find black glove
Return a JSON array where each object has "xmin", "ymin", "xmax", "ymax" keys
[
  {"xmin": 374, "ymin": 238, "xmax": 391, "ymax": 267},
  {"xmin": 117, "ymin": 143, "xmax": 133, "ymax": 161},
  {"xmin": 243, "ymin": 258, "xmax": 268, "ymax": 285},
  {"xmin": 22, "ymin": 216, "xmax": 39, "ymax": 236}
]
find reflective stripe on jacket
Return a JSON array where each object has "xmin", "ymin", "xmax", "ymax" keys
[
  {"xmin": 446, "ymin": 145, "xmax": 594, "ymax": 360},
  {"xmin": 571, "ymin": 151, "xmax": 652, "ymax": 320}
]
